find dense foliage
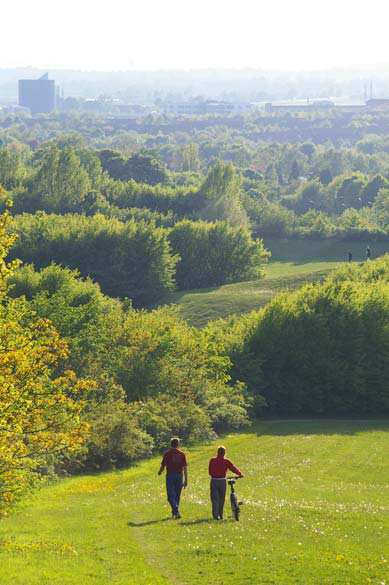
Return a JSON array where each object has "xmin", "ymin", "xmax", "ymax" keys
[
  {"xmin": 0, "ymin": 119, "xmax": 387, "ymax": 323},
  {"xmin": 99, "ymin": 150, "xmax": 169, "ymax": 185},
  {"xmin": 227, "ymin": 256, "xmax": 389, "ymax": 415},
  {"xmin": 0, "ymin": 126, "xmax": 388, "ymax": 245},
  {"xmin": 7, "ymin": 259, "xmax": 251, "ymax": 472},
  {"xmin": 169, "ymin": 220, "xmax": 269, "ymax": 289},
  {"xmin": 10, "ymin": 212, "xmax": 268, "ymax": 301},
  {"xmin": 10, "ymin": 213, "xmax": 177, "ymax": 305},
  {"xmin": 0, "ymin": 211, "xmax": 92, "ymax": 508}
]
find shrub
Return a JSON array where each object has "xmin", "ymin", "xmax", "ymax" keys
[
  {"xmin": 130, "ymin": 397, "xmax": 214, "ymax": 448},
  {"xmin": 233, "ymin": 258, "xmax": 389, "ymax": 416},
  {"xmin": 294, "ymin": 210, "xmax": 336, "ymax": 238},
  {"xmin": 99, "ymin": 150, "xmax": 169, "ymax": 185},
  {"xmin": 168, "ymin": 220, "xmax": 269, "ymax": 289},
  {"xmin": 83, "ymin": 399, "xmax": 154, "ymax": 470},
  {"xmin": 244, "ymin": 194, "xmax": 295, "ymax": 238},
  {"xmin": 8, "ymin": 263, "xmax": 124, "ymax": 376},
  {"xmin": 282, "ymin": 180, "xmax": 327, "ymax": 214},
  {"xmin": 101, "ymin": 177, "xmax": 197, "ymax": 216},
  {"xmin": 111, "ymin": 306, "xmax": 251, "ymax": 442},
  {"xmin": 11, "ymin": 213, "xmax": 177, "ymax": 306}
]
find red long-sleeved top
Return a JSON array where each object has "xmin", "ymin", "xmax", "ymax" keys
[
  {"xmin": 208, "ymin": 456, "xmax": 242, "ymax": 479},
  {"xmin": 161, "ymin": 448, "xmax": 187, "ymax": 474}
]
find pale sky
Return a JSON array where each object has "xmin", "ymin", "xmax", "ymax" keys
[{"xmin": 1, "ymin": 0, "xmax": 389, "ymax": 71}]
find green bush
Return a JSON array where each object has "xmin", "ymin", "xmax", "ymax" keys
[
  {"xmin": 168, "ymin": 220, "xmax": 269, "ymax": 289},
  {"xmin": 101, "ymin": 177, "xmax": 198, "ymax": 216},
  {"xmin": 294, "ymin": 210, "xmax": 336, "ymax": 238},
  {"xmin": 243, "ymin": 194, "xmax": 295, "ymax": 237},
  {"xmin": 282, "ymin": 180, "xmax": 327, "ymax": 214},
  {"xmin": 233, "ymin": 257, "xmax": 389, "ymax": 415},
  {"xmin": 11, "ymin": 213, "xmax": 177, "ymax": 306},
  {"xmin": 83, "ymin": 399, "xmax": 154, "ymax": 470},
  {"xmin": 7, "ymin": 263, "xmax": 123, "ymax": 376},
  {"xmin": 372, "ymin": 188, "xmax": 389, "ymax": 230},
  {"xmin": 130, "ymin": 397, "xmax": 214, "ymax": 448},
  {"xmin": 99, "ymin": 150, "xmax": 169, "ymax": 185}
]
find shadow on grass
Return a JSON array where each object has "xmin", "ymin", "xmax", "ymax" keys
[
  {"xmin": 179, "ymin": 518, "xmax": 214, "ymax": 526},
  {"xmin": 128, "ymin": 517, "xmax": 237, "ymax": 528},
  {"xmin": 178, "ymin": 518, "xmax": 224, "ymax": 526},
  {"xmin": 128, "ymin": 517, "xmax": 171, "ymax": 527}
]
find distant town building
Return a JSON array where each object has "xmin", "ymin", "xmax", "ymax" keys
[
  {"xmin": 264, "ymin": 100, "xmax": 335, "ymax": 113},
  {"xmin": 18, "ymin": 73, "xmax": 56, "ymax": 114},
  {"xmin": 366, "ymin": 98, "xmax": 389, "ymax": 110},
  {"xmin": 172, "ymin": 98, "xmax": 236, "ymax": 115}
]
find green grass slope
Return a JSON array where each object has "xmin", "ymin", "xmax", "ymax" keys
[
  {"xmin": 1, "ymin": 420, "xmax": 388, "ymax": 585},
  {"xmin": 165, "ymin": 265, "xmax": 332, "ymax": 327},
  {"xmin": 164, "ymin": 239, "xmax": 389, "ymax": 326}
]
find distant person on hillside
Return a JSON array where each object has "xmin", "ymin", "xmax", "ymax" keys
[
  {"xmin": 208, "ymin": 446, "xmax": 243, "ymax": 520},
  {"xmin": 348, "ymin": 251, "xmax": 353, "ymax": 262},
  {"xmin": 158, "ymin": 437, "xmax": 188, "ymax": 519},
  {"xmin": 366, "ymin": 246, "xmax": 372, "ymax": 261}
]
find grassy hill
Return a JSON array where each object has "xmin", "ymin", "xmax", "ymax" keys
[
  {"xmin": 163, "ymin": 239, "xmax": 389, "ymax": 326},
  {"xmin": 1, "ymin": 420, "xmax": 388, "ymax": 585}
]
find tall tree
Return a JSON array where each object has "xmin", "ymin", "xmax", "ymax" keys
[
  {"xmin": 198, "ymin": 162, "xmax": 248, "ymax": 227},
  {"xmin": 181, "ymin": 144, "xmax": 201, "ymax": 172},
  {"xmin": 32, "ymin": 146, "xmax": 91, "ymax": 212},
  {"xmin": 0, "ymin": 147, "xmax": 27, "ymax": 190}
]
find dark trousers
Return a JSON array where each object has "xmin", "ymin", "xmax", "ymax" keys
[
  {"xmin": 166, "ymin": 473, "xmax": 183, "ymax": 515},
  {"xmin": 210, "ymin": 479, "xmax": 227, "ymax": 519}
]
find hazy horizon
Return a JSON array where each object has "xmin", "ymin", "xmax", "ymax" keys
[
  {"xmin": 2, "ymin": 0, "xmax": 389, "ymax": 72},
  {"xmin": 2, "ymin": 63, "xmax": 389, "ymax": 75}
]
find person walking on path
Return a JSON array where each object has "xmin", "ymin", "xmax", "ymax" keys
[
  {"xmin": 366, "ymin": 246, "xmax": 371, "ymax": 261},
  {"xmin": 348, "ymin": 251, "xmax": 353, "ymax": 262},
  {"xmin": 158, "ymin": 437, "xmax": 188, "ymax": 519},
  {"xmin": 208, "ymin": 446, "xmax": 243, "ymax": 520}
]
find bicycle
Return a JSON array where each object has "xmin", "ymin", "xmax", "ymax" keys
[{"xmin": 227, "ymin": 476, "xmax": 243, "ymax": 521}]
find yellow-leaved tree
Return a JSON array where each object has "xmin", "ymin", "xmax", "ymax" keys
[{"xmin": 0, "ymin": 207, "xmax": 93, "ymax": 507}]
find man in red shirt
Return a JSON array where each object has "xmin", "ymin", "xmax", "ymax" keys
[
  {"xmin": 208, "ymin": 445, "xmax": 243, "ymax": 520},
  {"xmin": 158, "ymin": 437, "xmax": 188, "ymax": 519}
]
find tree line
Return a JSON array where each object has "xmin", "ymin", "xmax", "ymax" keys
[{"xmin": 0, "ymin": 140, "xmax": 388, "ymax": 244}]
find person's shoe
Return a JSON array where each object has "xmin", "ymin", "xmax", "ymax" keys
[{"xmin": 175, "ymin": 512, "xmax": 181, "ymax": 519}]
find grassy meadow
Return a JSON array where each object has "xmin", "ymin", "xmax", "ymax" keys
[
  {"xmin": 0, "ymin": 420, "xmax": 388, "ymax": 585},
  {"xmin": 163, "ymin": 239, "xmax": 389, "ymax": 326}
]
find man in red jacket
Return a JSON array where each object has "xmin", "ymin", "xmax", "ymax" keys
[
  {"xmin": 158, "ymin": 437, "xmax": 188, "ymax": 519},
  {"xmin": 208, "ymin": 445, "xmax": 243, "ymax": 520}
]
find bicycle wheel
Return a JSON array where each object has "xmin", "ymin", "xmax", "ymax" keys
[{"xmin": 230, "ymin": 493, "xmax": 240, "ymax": 521}]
